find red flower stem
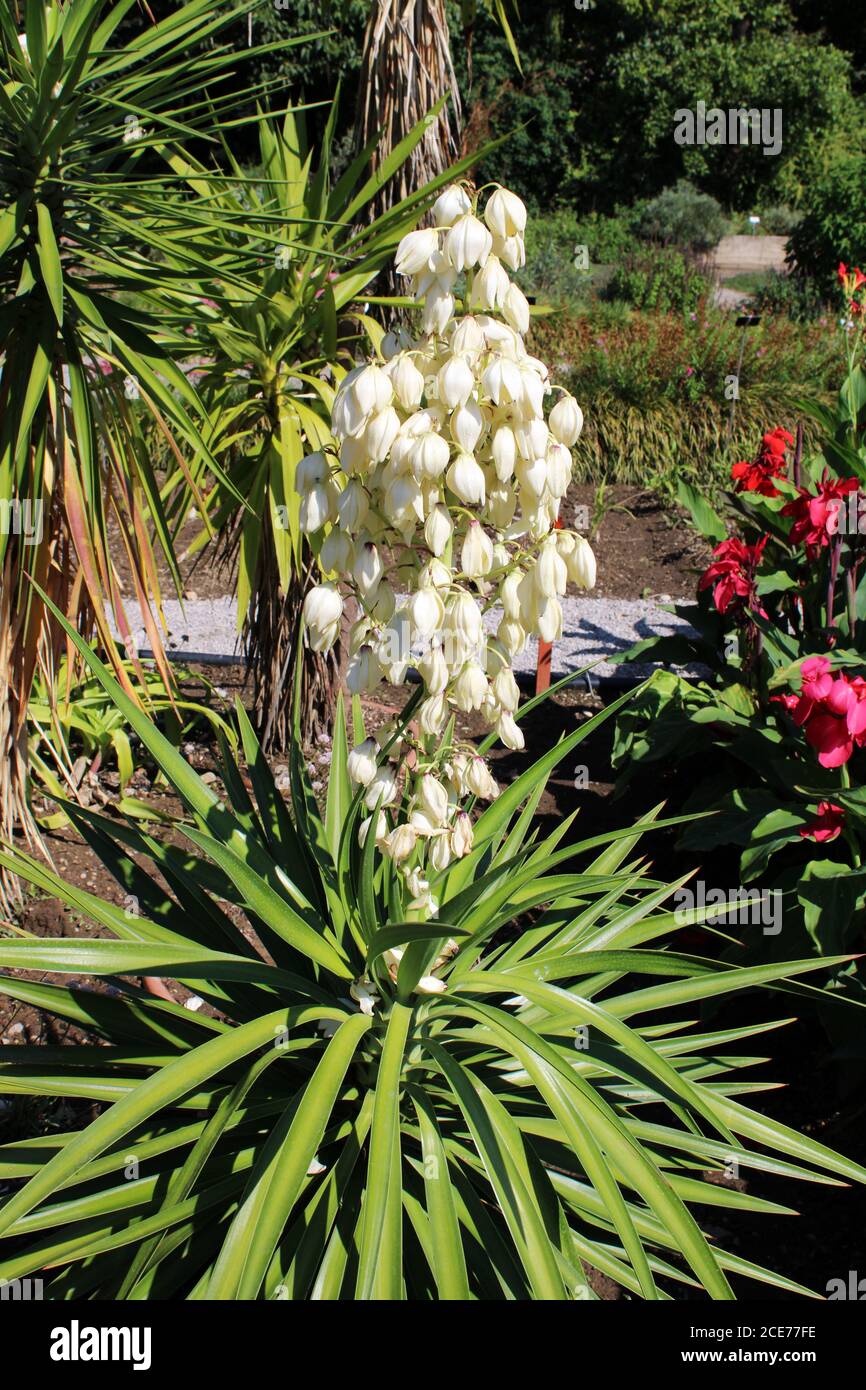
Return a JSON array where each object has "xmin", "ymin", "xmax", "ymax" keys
[
  {"xmin": 792, "ymin": 421, "xmax": 803, "ymax": 490},
  {"xmin": 827, "ymin": 536, "xmax": 842, "ymax": 627}
]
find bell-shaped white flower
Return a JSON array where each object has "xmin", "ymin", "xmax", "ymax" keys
[
  {"xmin": 546, "ymin": 442, "xmax": 572, "ymax": 499},
  {"xmin": 549, "ymin": 394, "xmax": 584, "ymax": 446},
  {"xmin": 433, "ymin": 184, "xmax": 472, "ymax": 227},
  {"xmin": 536, "ymin": 596, "xmax": 563, "ymax": 644},
  {"xmin": 495, "ymin": 234, "xmax": 526, "ymax": 272},
  {"xmin": 299, "ymin": 481, "xmax": 335, "ymax": 534},
  {"xmin": 417, "ymin": 642, "xmax": 449, "ymax": 694},
  {"xmin": 303, "ymin": 584, "xmax": 343, "ymax": 652},
  {"xmin": 418, "ymin": 693, "xmax": 448, "ymax": 736},
  {"xmin": 430, "ymin": 833, "xmax": 452, "ymax": 871},
  {"xmin": 491, "ymin": 666, "xmax": 520, "ymax": 714},
  {"xmin": 297, "ymin": 451, "xmax": 327, "ymax": 492},
  {"xmin": 497, "ymin": 712, "xmax": 525, "ymax": 751},
  {"xmin": 385, "ymin": 824, "xmax": 417, "ymax": 863},
  {"xmin": 497, "ymin": 615, "xmax": 527, "ymax": 658},
  {"xmin": 418, "ymin": 557, "xmax": 452, "ymax": 590},
  {"xmin": 353, "ymin": 540, "xmax": 383, "ymax": 599},
  {"xmin": 452, "ymin": 661, "xmax": 488, "ymax": 712},
  {"xmin": 491, "ymin": 425, "xmax": 517, "ymax": 481},
  {"xmin": 387, "ymin": 354, "xmax": 425, "ymax": 410},
  {"xmin": 450, "ymin": 315, "xmax": 486, "ymax": 359},
  {"xmin": 450, "ymin": 400, "xmax": 484, "ymax": 454},
  {"xmin": 408, "ymin": 585, "xmax": 445, "ymax": 641},
  {"xmin": 395, "ymin": 226, "xmax": 440, "ymax": 277},
  {"xmin": 565, "ymin": 532, "xmax": 596, "ymax": 589},
  {"xmin": 365, "ymin": 406, "xmax": 401, "ymax": 463},
  {"xmin": 470, "ymin": 255, "xmax": 510, "ymax": 311},
  {"xmin": 484, "ymin": 187, "xmax": 527, "ymax": 240},
  {"xmin": 422, "ymin": 284, "xmax": 455, "ymax": 336},
  {"xmin": 337, "ymin": 479, "xmax": 369, "ymax": 533},
  {"xmin": 347, "ymin": 737, "xmax": 378, "ymax": 786},
  {"xmin": 347, "ymin": 643, "xmax": 381, "ymax": 695},
  {"xmin": 502, "ymin": 282, "xmax": 530, "ymax": 335},
  {"xmin": 451, "ymin": 812, "xmax": 474, "ymax": 858},
  {"xmin": 535, "ymin": 537, "xmax": 568, "ymax": 598},
  {"xmin": 414, "ymin": 774, "xmax": 449, "ymax": 829},
  {"xmin": 482, "ymin": 357, "xmax": 523, "ymax": 407},
  {"xmin": 446, "ymin": 452, "xmax": 485, "ymax": 505},
  {"xmin": 364, "ymin": 763, "xmax": 398, "ymax": 810},
  {"xmin": 424, "ymin": 503, "xmax": 453, "ymax": 557},
  {"xmin": 320, "ymin": 527, "xmax": 354, "ymax": 575},
  {"xmin": 514, "ymin": 417, "xmax": 549, "ymax": 462},
  {"xmin": 358, "ymin": 812, "xmax": 389, "ymax": 850},
  {"xmin": 446, "ymin": 592, "xmax": 484, "ymax": 651},
  {"xmin": 461, "ymin": 520, "xmax": 493, "ymax": 578},
  {"xmin": 412, "ymin": 430, "xmax": 451, "ymax": 480},
  {"xmin": 437, "ymin": 355, "xmax": 474, "ymax": 410},
  {"xmin": 445, "ymin": 214, "xmax": 493, "ymax": 272}
]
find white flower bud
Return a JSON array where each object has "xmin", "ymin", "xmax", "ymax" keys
[
  {"xmin": 536, "ymin": 596, "xmax": 563, "ymax": 644},
  {"xmin": 549, "ymin": 394, "xmax": 583, "ymax": 446},
  {"xmin": 447, "ymin": 592, "xmax": 484, "ymax": 651},
  {"xmin": 535, "ymin": 538, "xmax": 567, "ymax": 598},
  {"xmin": 497, "ymin": 616, "xmax": 527, "ymax": 658},
  {"xmin": 358, "ymin": 811, "xmax": 389, "ymax": 849},
  {"xmin": 546, "ymin": 442, "xmax": 572, "ymax": 499}
]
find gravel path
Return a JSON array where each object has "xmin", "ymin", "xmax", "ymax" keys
[{"xmin": 117, "ymin": 593, "xmax": 704, "ymax": 685}]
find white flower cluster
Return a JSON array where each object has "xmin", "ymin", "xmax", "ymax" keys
[{"xmin": 299, "ymin": 183, "xmax": 595, "ymax": 887}]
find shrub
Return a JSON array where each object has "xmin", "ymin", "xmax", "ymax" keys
[
  {"xmin": 636, "ymin": 181, "xmax": 728, "ymax": 253},
  {"xmin": 759, "ymin": 205, "xmax": 804, "ymax": 238},
  {"xmin": 753, "ymin": 271, "xmax": 829, "ymax": 324},
  {"xmin": 607, "ymin": 248, "xmax": 710, "ymax": 314},
  {"xmin": 787, "ymin": 153, "xmax": 866, "ymax": 289}
]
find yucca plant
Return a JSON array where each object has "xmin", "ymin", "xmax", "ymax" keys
[
  {"xmin": 0, "ymin": 0, "xmax": 308, "ymax": 895},
  {"xmin": 0, "ymin": 602, "xmax": 862, "ymax": 1300},
  {"xmin": 166, "ymin": 99, "xmax": 492, "ymax": 748}
]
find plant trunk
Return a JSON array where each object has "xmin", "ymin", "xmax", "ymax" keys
[{"xmin": 243, "ymin": 530, "xmax": 340, "ymax": 754}]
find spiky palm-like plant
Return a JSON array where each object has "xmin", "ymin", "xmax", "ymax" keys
[{"xmin": 0, "ymin": 608, "xmax": 862, "ymax": 1300}]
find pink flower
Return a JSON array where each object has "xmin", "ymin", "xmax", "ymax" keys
[{"xmin": 698, "ymin": 536, "xmax": 767, "ymax": 616}]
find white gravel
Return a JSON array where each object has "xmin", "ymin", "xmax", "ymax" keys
[{"xmin": 115, "ymin": 593, "xmax": 704, "ymax": 684}]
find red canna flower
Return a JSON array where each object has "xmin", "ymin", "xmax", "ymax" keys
[
  {"xmin": 798, "ymin": 670, "xmax": 866, "ymax": 768},
  {"xmin": 731, "ymin": 427, "xmax": 793, "ymax": 498},
  {"xmin": 781, "ymin": 473, "xmax": 858, "ymax": 558},
  {"xmin": 698, "ymin": 535, "xmax": 767, "ymax": 615},
  {"xmin": 800, "ymin": 801, "xmax": 846, "ymax": 842}
]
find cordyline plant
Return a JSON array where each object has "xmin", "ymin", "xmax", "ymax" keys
[
  {"xmin": 0, "ymin": 0, "xmax": 307, "ymax": 901},
  {"xmin": 0, "ymin": 592, "xmax": 863, "ymax": 1300}
]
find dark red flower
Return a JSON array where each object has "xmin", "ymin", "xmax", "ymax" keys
[
  {"xmin": 698, "ymin": 535, "xmax": 767, "ymax": 615},
  {"xmin": 800, "ymin": 801, "xmax": 846, "ymax": 842},
  {"xmin": 781, "ymin": 474, "xmax": 858, "ymax": 557}
]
